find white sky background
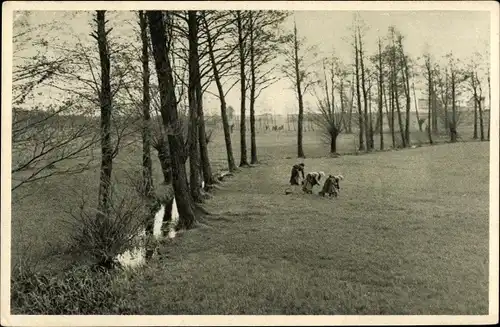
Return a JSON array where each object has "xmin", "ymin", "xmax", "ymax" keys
[{"xmin": 14, "ymin": 9, "xmax": 490, "ymax": 116}]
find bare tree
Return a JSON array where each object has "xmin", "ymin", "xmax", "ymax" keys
[
  {"xmin": 346, "ymin": 82, "xmax": 355, "ymax": 134},
  {"xmin": 435, "ymin": 64, "xmax": 451, "ymax": 134},
  {"xmin": 353, "ymin": 25, "xmax": 364, "ymax": 151},
  {"xmin": 147, "ymin": 10, "xmax": 197, "ymax": 230},
  {"xmin": 235, "ymin": 10, "xmax": 250, "ymax": 166},
  {"xmin": 468, "ymin": 53, "xmax": 487, "ymax": 141},
  {"xmin": 311, "ymin": 57, "xmax": 347, "ymax": 153},
  {"xmin": 387, "ymin": 26, "xmax": 406, "ymax": 148},
  {"xmin": 422, "ymin": 51, "xmax": 435, "ymax": 145},
  {"xmin": 201, "ymin": 11, "xmax": 238, "ymax": 172},
  {"xmin": 11, "ymin": 13, "xmax": 102, "ymax": 194},
  {"xmin": 185, "ymin": 11, "xmax": 203, "ymax": 203},
  {"xmin": 446, "ymin": 53, "xmax": 469, "ymax": 143},
  {"xmin": 281, "ymin": 19, "xmax": 318, "ymax": 158},
  {"xmin": 169, "ymin": 10, "xmax": 218, "ymax": 190},
  {"xmin": 11, "ymin": 102, "xmax": 99, "ymax": 193},
  {"xmin": 384, "ymin": 63, "xmax": 396, "ymax": 148},
  {"xmin": 12, "ymin": 11, "xmax": 69, "ymax": 105},
  {"xmin": 450, "ymin": 61, "xmax": 458, "ymax": 143},
  {"xmin": 138, "ymin": 11, "xmax": 154, "ymax": 201},
  {"xmin": 246, "ymin": 10, "xmax": 291, "ymax": 164},
  {"xmin": 375, "ymin": 37, "xmax": 385, "ymax": 150},
  {"xmin": 92, "ymin": 11, "xmax": 114, "ymax": 215},
  {"xmin": 396, "ymin": 33, "xmax": 412, "ymax": 146},
  {"xmin": 357, "ymin": 23, "xmax": 372, "ymax": 151}
]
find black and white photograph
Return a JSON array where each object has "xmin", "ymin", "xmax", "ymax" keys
[{"xmin": 1, "ymin": 1, "xmax": 498, "ymax": 326}]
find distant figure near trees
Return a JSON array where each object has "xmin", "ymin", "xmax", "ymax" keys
[{"xmin": 289, "ymin": 163, "xmax": 305, "ymax": 185}]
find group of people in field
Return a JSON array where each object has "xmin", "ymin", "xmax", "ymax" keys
[{"xmin": 288, "ymin": 163, "xmax": 344, "ymax": 198}]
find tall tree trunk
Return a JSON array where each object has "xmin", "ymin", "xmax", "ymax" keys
[
  {"xmin": 428, "ymin": 87, "xmax": 433, "ymax": 144},
  {"xmin": 442, "ymin": 100, "xmax": 449, "ymax": 135},
  {"xmin": 450, "ymin": 70, "xmax": 457, "ymax": 143},
  {"xmin": 487, "ymin": 75, "xmax": 491, "ymax": 140},
  {"xmin": 94, "ymin": 11, "xmax": 113, "ymax": 216},
  {"xmin": 193, "ymin": 17, "xmax": 214, "ymax": 187},
  {"xmin": 377, "ymin": 39, "xmax": 384, "ymax": 150},
  {"xmin": 389, "ymin": 79, "xmax": 396, "ymax": 148},
  {"xmin": 139, "ymin": 11, "xmax": 156, "ymax": 238},
  {"xmin": 187, "ymin": 10, "xmax": 202, "ymax": 203},
  {"xmin": 293, "ymin": 21, "xmax": 305, "ymax": 158},
  {"xmin": 139, "ymin": 11, "xmax": 154, "ymax": 201},
  {"xmin": 203, "ymin": 14, "xmax": 237, "ymax": 172},
  {"xmin": 442, "ymin": 71, "xmax": 450, "ymax": 135},
  {"xmin": 478, "ymin": 97, "xmax": 485, "ymax": 141},
  {"xmin": 337, "ymin": 81, "xmax": 345, "ymax": 153},
  {"xmin": 477, "ymin": 74, "xmax": 485, "ymax": 141},
  {"xmin": 368, "ymin": 82, "xmax": 374, "ymax": 150},
  {"xmin": 472, "ymin": 76, "xmax": 478, "ymax": 139},
  {"xmin": 347, "ymin": 84, "xmax": 354, "ymax": 133},
  {"xmin": 432, "ymin": 93, "xmax": 438, "ymax": 134},
  {"xmin": 197, "ymin": 86, "xmax": 215, "ymax": 186},
  {"xmin": 379, "ymin": 86, "xmax": 384, "ymax": 151},
  {"xmin": 354, "ymin": 32, "xmax": 364, "ymax": 151},
  {"xmin": 427, "ymin": 65, "xmax": 433, "ymax": 145},
  {"xmin": 156, "ymin": 139, "xmax": 172, "ymax": 184},
  {"xmin": 330, "ymin": 133, "xmax": 338, "ymax": 153},
  {"xmin": 148, "ymin": 10, "xmax": 196, "ymax": 230},
  {"xmin": 401, "ymin": 54, "xmax": 411, "ymax": 146},
  {"xmin": 373, "ymin": 112, "xmax": 381, "ymax": 133},
  {"xmin": 431, "ymin": 78, "xmax": 438, "ymax": 134},
  {"xmin": 249, "ymin": 12, "xmax": 258, "ymax": 164},
  {"xmin": 237, "ymin": 11, "xmax": 249, "ymax": 166},
  {"xmin": 358, "ymin": 29, "xmax": 370, "ymax": 151}
]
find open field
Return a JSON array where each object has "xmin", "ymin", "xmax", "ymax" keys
[{"xmin": 10, "ymin": 125, "xmax": 490, "ymax": 314}]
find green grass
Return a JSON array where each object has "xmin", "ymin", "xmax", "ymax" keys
[{"xmin": 11, "ymin": 129, "xmax": 490, "ymax": 314}]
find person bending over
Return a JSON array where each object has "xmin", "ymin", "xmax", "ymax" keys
[
  {"xmin": 302, "ymin": 171, "xmax": 325, "ymax": 193},
  {"xmin": 289, "ymin": 163, "xmax": 305, "ymax": 185}
]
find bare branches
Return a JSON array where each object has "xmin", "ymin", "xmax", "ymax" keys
[
  {"xmin": 280, "ymin": 21, "xmax": 319, "ymax": 100},
  {"xmin": 11, "ymin": 102, "xmax": 100, "ymax": 191},
  {"xmin": 311, "ymin": 55, "xmax": 348, "ymax": 137}
]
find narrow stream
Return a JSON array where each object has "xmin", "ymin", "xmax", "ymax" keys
[{"xmin": 115, "ymin": 197, "xmax": 179, "ymax": 269}]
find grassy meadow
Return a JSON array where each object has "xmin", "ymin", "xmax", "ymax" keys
[{"xmin": 10, "ymin": 124, "xmax": 490, "ymax": 314}]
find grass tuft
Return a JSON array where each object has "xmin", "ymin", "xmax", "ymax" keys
[{"xmin": 11, "ymin": 264, "xmax": 141, "ymax": 314}]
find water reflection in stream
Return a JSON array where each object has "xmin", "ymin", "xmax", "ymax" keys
[{"xmin": 116, "ymin": 197, "xmax": 179, "ymax": 269}]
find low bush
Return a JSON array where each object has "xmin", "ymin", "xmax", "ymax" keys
[{"xmin": 63, "ymin": 184, "xmax": 150, "ymax": 269}]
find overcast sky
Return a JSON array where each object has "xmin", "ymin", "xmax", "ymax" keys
[
  {"xmin": 13, "ymin": 8, "xmax": 491, "ymax": 116},
  {"xmin": 246, "ymin": 10, "xmax": 491, "ymax": 116}
]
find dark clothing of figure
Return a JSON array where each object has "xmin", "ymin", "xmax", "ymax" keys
[
  {"xmin": 289, "ymin": 164, "xmax": 305, "ymax": 185},
  {"xmin": 319, "ymin": 175, "xmax": 340, "ymax": 197},
  {"xmin": 302, "ymin": 172, "xmax": 324, "ymax": 194}
]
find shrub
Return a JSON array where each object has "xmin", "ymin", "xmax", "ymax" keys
[
  {"xmin": 63, "ymin": 184, "xmax": 150, "ymax": 269},
  {"xmin": 11, "ymin": 264, "xmax": 140, "ymax": 314}
]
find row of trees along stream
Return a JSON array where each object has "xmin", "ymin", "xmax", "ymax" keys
[{"xmin": 12, "ymin": 11, "xmax": 491, "ymax": 264}]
